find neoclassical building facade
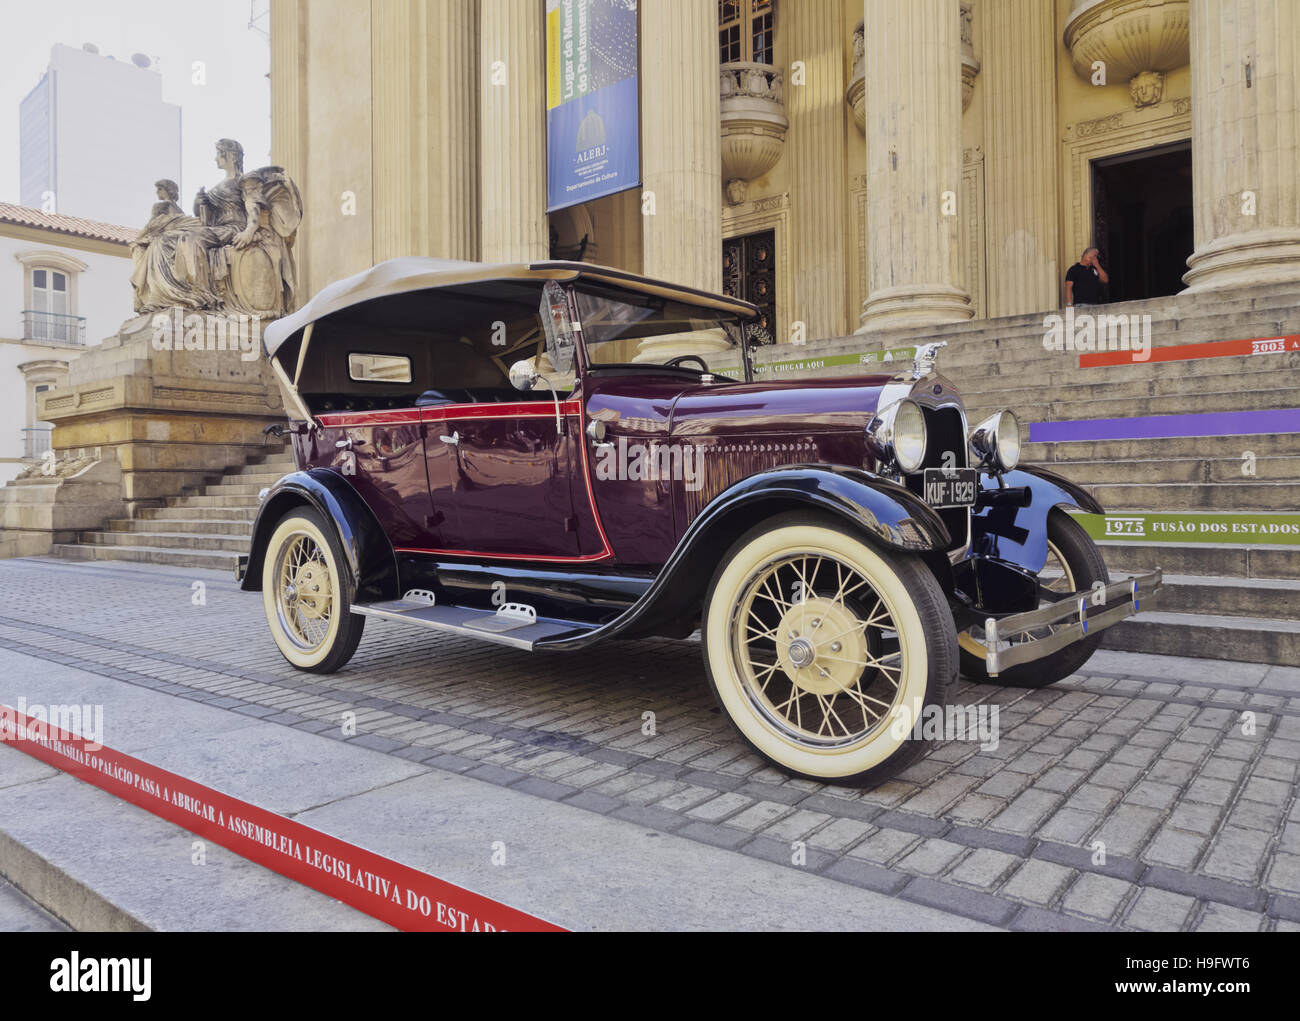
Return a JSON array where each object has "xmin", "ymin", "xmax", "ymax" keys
[{"xmin": 268, "ymin": 0, "xmax": 1300, "ymax": 347}]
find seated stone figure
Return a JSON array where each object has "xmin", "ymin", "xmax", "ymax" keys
[
  {"xmin": 129, "ymin": 180, "xmax": 219, "ymax": 313},
  {"xmin": 131, "ymin": 139, "xmax": 302, "ymax": 318}
]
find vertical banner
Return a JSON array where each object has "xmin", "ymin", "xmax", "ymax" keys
[{"xmin": 546, "ymin": 0, "xmax": 640, "ymax": 212}]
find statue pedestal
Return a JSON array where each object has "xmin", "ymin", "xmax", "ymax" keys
[{"xmin": 0, "ymin": 309, "xmax": 286, "ymax": 557}]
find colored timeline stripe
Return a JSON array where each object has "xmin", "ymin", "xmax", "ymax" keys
[
  {"xmin": 1080, "ymin": 333, "xmax": 1300, "ymax": 368},
  {"xmin": 0, "ymin": 708, "xmax": 564, "ymax": 932},
  {"xmin": 1028, "ymin": 408, "xmax": 1300, "ymax": 443},
  {"xmin": 1071, "ymin": 511, "xmax": 1300, "ymax": 545}
]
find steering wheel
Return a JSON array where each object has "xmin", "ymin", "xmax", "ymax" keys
[{"xmin": 665, "ymin": 355, "xmax": 709, "ymax": 373}]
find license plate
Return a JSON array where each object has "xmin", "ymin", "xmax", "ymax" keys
[{"xmin": 923, "ymin": 468, "xmax": 978, "ymax": 508}]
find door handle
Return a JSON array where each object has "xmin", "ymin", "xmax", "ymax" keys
[{"xmin": 439, "ymin": 431, "xmax": 459, "ymax": 446}]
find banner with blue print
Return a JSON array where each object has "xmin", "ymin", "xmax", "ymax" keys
[{"xmin": 545, "ymin": 0, "xmax": 640, "ymax": 213}]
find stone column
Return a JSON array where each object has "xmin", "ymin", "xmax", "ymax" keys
[
  {"xmin": 981, "ymin": 0, "xmax": 1060, "ymax": 316},
  {"xmin": 372, "ymin": 0, "xmax": 479, "ymax": 262},
  {"xmin": 639, "ymin": 0, "xmax": 723, "ymax": 293},
  {"xmin": 1183, "ymin": 0, "xmax": 1300, "ymax": 291},
  {"xmin": 480, "ymin": 0, "xmax": 548, "ymax": 262},
  {"xmin": 857, "ymin": 0, "xmax": 971, "ymax": 330},
  {"xmin": 270, "ymin": 0, "xmax": 310, "ymax": 301},
  {"xmin": 786, "ymin": 0, "xmax": 849, "ymax": 340}
]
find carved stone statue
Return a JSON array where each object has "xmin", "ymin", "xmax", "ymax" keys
[{"xmin": 130, "ymin": 139, "xmax": 302, "ymax": 319}]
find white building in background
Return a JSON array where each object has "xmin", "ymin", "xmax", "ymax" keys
[
  {"xmin": 20, "ymin": 43, "xmax": 182, "ymax": 228},
  {"xmin": 0, "ymin": 204, "xmax": 134, "ymax": 484}
]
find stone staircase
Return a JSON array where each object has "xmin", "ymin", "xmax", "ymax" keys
[
  {"xmin": 761, "ymin": 282, "xmax": 1300, "ymax": 665},
  {"xmin": 49, "ymin": 446, "xmax": 295, "ymax": 573}
]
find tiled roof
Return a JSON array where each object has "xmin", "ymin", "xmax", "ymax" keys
[{"xmin": 0, "ymin": 202, "xmax": 136, "ymax": 245}]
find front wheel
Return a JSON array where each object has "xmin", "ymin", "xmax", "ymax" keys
[
  {"xmin": 261, "ymin": 506, "xmax": 365, "ymax": 673},
  {"xmin": 958, "ymin": 507, "xmax": 1109, "ymax": 687},
  {"xmin": 701, "ymin": 512, "xmax": 957, "ymax": 786}
]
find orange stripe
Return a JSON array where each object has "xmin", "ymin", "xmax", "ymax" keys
[{"xmin": 1079, "ymin": 334, "xmax": 1300, "ymax": 368}]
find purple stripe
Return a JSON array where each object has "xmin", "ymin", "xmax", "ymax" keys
[{"xmin": 1029, "ymin": 408, "xmax": 1300, "ymax": 443}]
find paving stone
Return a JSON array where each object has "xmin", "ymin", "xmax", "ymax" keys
[
  {"xmin": 845, "ymin": 827, "xmax": 920, "ymax": 864},
  {"xmin": 1001, "ymin": 859, "xmax": 1075, "ymax": 906},
  {"xmin": 1201, "ymin": 827, "xmax": 1272, "ymax": 884},
  {"xmin": 895, "ymin": 838, "xmax": 967, "ymax": 876},
  {"xmin": 948, "ymin": 847, "xmax": 1020, "ymax": 889},
  {"xmin": 1090, "ymin": 804, "xmax": 1163, "ymax": 858},
  {"xmin": 899, "ymin": 877, "xmax": 1018, "ymax": 928},
  {"xmin": 759, "ymin": 808, "xmax": 832, "ymax": 842},
  {"xmin": 1061, "ymin": 872, "xmax": 1133, "ymax": 922},
  {"xmin": 722, "ymin": 800, "xmax": 792, "ymax": 832},
  {"xmin": 1194, "ymin": 902, "xmax": 1265, "ymax": 932},
  {"xmin": 1266, "ymin": 853, "xmax": 1300, "ymax": 896},
  {"xmin": 823, "ymin": 857, "xmax": 910, "ymax": 896},
  {"xmin": 990, "ymin": 789, "xmax": 1061, "ymax": 835},
  {"xmin": 1123, "ymin": 887, "xmax": 1197, "ymax": 932},
  {"xmin": 806, "ymin": 816, "xmax": 872, "ymax": 852}
]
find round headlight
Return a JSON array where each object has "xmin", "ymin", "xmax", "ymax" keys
[
  {"xmin": 867, "ymin": 398, "xmax": 928, "ymax": 473},
  {"xmin": 996, "ymin": 411, "xmax": 1021, "ymax": 470},
  {"xmin": 969, "ymin": 410, "xmax": 1021, "ymax": 472}
]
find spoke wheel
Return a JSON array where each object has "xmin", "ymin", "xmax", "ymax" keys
[
  {"xmin": 703, "ymin": 512, "xmax": 957, "ymax": 785},
  {"xmin": 731, "ymin": 554, "xmax": 904, "ymax": 748},
  {"xmin": 261, "ymin": 507, "xmax": 365, "ymax": 673}
]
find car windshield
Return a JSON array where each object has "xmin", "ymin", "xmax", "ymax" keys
[{"xmin": 572, "ymin": 285, "xmax": 747, "ymax": 373}]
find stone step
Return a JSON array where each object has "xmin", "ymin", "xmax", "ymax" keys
[
  {"xmin": 1136, "ymin": 573, "xmax": 1300, "ymax": 620},
  {"xmin": 49, "ymin": 543, "xmax": 239, "ymax": 571},
  {"xmin": 136, "ymin": 504, "xmax": 256, "ymax": 521},
  {"xmin": 199, "ymin": 482, "xmax": 277, "ymax": 497},
  {"xmin": 1025, "ymin": 433, "xmax": 1300, "ymax": 462},
  {"xmin": 1102, "ymin": 610, "xmax": 1300, "ymax": 665},
  {"xmin": 105, "ymin": 517, "xmax": 254, "ymax": 536},
  {"xmin": 1099, "ymin": 541, "xmax": 1300, "ymax": 581},
  {"xmin": 1044, "ymin": 456, "xmax": 1300, "ymax": 485},
  {"xmin": 1088, "ymin": 481, "xmax": 1298, "ymax": 511},
  {"xmin": 166, "ymin": 494, "xmax": 262, "ymax": 508},
  {"xmin": 77, "ymin": 530, "xmax": 251, "ymax": 553}
]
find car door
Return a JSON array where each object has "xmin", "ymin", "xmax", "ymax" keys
[{"xmin": 424, "ymin": 400, "xmax": 584, "ymax": 559}]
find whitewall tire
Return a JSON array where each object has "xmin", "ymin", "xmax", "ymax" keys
[
  {"xmin": 261, "ymin": 506, "xmax": 365, "ymax": 673},
  {"xmin": 701, "ymin": 512, "xmax": 957, "ymax": 785}
]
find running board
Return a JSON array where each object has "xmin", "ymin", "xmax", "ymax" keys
[{"xmin": 351, "ymin": 599, "xmax": 594, "ymax": 651}]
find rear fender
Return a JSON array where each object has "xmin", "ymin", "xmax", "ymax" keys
[{"xmin": 240, "ymin": 469, "xmax": 399, "ymax": 602}]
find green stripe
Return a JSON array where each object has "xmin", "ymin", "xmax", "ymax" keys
[
  {"xmin": 1071, "ymin": 511, "xmax": 1300, "ymax": 545},
  {"xmin": 715, "ymin": 346, "xmax": 918, "ymax": 378}
]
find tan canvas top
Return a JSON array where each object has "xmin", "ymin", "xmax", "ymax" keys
[{"xmin": 263, "ymin": 257, "xmax": 758, "ymax": 358}]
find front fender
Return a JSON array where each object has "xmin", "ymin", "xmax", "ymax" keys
[
  {"xmin": 966, "ymin": 463, "xmax": 1103, "ymax": 575},
  {"xmin": 239, "ymin": 469, "xmax": 399, "ymax": 602},
  {"xmin": 539, "ymin": 464, "xmax": 950, "ymax": 649}
]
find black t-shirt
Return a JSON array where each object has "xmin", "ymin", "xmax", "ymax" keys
[{"xmin": 1066, "ymin": 262, "xmax": 1102, "ymax": 304}]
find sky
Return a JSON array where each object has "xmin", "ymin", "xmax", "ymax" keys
[{"xmin": 0, "ymin": 0, "xmax": 271, "ymax": 215}]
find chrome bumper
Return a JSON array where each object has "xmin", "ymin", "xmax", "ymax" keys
[{"xmin": 980, "ymin": 569, "xmax": 1162, "ymax": 678}]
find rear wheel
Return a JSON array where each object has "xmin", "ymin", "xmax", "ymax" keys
[
  {"xmin": 701, "ymin": 512, "xmax": 957, "ymax": 786},
  {"xmin": 261, "ymin": 506, "xmax": 365, "ymax": 673},
  {"xmin": 958, "ymin": 508, "xmax": 1108, "ymax": 687}
]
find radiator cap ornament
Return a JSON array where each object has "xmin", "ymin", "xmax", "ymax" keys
[{"xmin": 911, "ymin": 341, "xmax": 948, "ymax": 380}]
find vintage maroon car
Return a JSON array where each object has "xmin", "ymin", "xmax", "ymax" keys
[{"xmin": 238, "ymin": 258, "xmax": 1161, "ymax": 785}]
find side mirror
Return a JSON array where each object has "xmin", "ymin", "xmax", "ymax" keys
[{"xmin": 508, "ymin": 359, "xmax": 539, "ymax": 392}]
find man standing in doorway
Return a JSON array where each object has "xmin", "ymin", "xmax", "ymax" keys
[{"xmin": 1065, "ymin": 247, "xmax": 1109, "ymax": 307}]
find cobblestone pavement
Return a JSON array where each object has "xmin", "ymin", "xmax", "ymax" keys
[{"xmin": 2, "ymin": 556, "xmax": 1299, "ymax": 932}]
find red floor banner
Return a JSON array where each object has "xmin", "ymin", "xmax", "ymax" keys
[
  {"xmin": 1079, "ymin": 333, "xmax": 1300, "ymax": 368},
  {"xmin": 0, "ymin": 706, "xmax": 564, "ymax": 932}
]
